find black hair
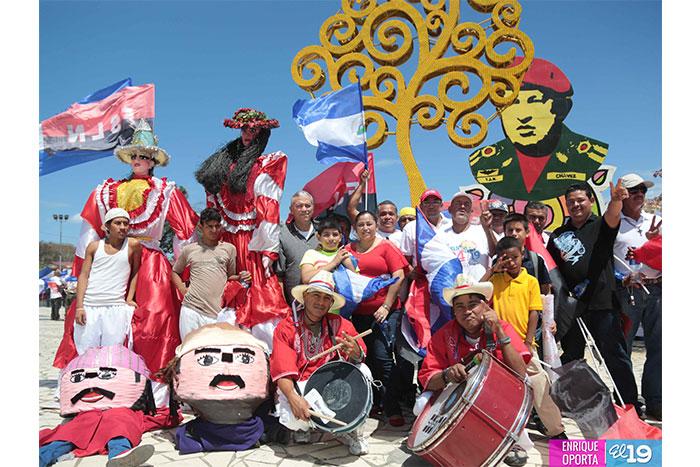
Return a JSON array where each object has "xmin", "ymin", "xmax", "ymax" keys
[
  {"xmin": 195, "ymin": 128, "xmax": 271, "ymax": 194},
  {"xmin": 495, "ymin": 236, "xmax": 522, "ymax": 255},
  {"xmin": 354, "ymin": 210, "xmax": 378, "ymax": 225},
  {"xmin": 503, "ymin": 213, "xmax": 529, "ymax": 232},
  {"xmin": 316, "ymin": 217, "xmax": 342, "ymax": 235},
  {"xmin": 521, "ymin": 82, "xmax": 573, "ymax": 121},
  {"xmin": 199, "ymin": 207, "xmax": 222, "ymax": 224},
  {"xmin": 524, "ymin": 201, "xmax": 547, "ymax": 212},
  {"xmin": 565, "ymin": 183, "xmax": 594, "ymax": 200},
  {"xmin": 377, "ymin": 200, "xmax": 397, "ymax": 212},
  {"xmin": 129, "ymin": 377, "xmax": 157, "ymax": 416}
]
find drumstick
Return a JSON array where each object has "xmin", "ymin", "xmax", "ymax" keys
[
  {"xmin": 308, "ymin": 409, "xmax": 349, "ymax": 427},
  {"xmin": 308, "ymin": 329, "xmax": 372, "ymax": 362}
]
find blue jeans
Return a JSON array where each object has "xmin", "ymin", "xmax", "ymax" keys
[
  {"xmin": 616, "ymin": 283, "xmax": 662, "ymax": 408},
  {"xmin": 40, "ymin": 437, "xmax": 131, "ymax": 467},
  {"xmin": 352, "ymin": 311, "xmax": 402, "ymax": 417}
]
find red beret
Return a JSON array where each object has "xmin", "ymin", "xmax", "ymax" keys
[{"xmin": 511, "ymin": 57, "xmax": 572, "ymax": 94}]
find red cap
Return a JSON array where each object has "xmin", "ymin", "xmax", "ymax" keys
[
  {"xmin": 420, "ymin": 189, "xmax": 443, "ymax": 203},
  {"xmin": 511, "ymin": 57, "xmax": 571, "ymax": 94}
]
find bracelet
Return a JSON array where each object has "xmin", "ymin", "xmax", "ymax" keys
[
  {"xmin": 380, "ymin": 304, "xmax": 390, "ymax": 311},
  {"xmin": 497, "ymin": 336, "xmax": 511, "ymax": 346}
]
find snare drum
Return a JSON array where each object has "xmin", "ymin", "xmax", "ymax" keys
[
  {"xmin": 303, "ymin": 360, "xmax": 373, "ymax": 433},
  {"xmin": 407, "ymin": 351, "xmax": 533, "ymax": 467}
]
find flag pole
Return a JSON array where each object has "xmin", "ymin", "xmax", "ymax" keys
[{"xmin": 364, "ymin": 162, "xmax": 369, "ymax": 211}]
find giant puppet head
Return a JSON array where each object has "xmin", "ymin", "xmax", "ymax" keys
[
  {"xmin": 172, "ymin": 323, "xmax": 270, "ymax": 425},
  {"xmin": 59, "ymin": 345, "xmax": 155, "ymax": 417}
]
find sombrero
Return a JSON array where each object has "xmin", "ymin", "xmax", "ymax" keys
[
  {"xmin": 291, "ymin": 270, "xmax": 345, "ymax": 310},
  {"xmin": 223, "ymin": 108, "xmax": 279, "ymax": 130}
]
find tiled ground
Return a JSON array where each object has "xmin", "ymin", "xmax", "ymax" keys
[{"xmin": 39, "ymin": 306, "xmax": 659, "ymax": 466}]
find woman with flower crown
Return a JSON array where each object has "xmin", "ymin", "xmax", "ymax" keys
[{"xmin": 195, "ymin": 108, "xmax": 290, "ymax": 350}]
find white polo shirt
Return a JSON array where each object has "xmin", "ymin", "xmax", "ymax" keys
[{"xmin": 613, "ymin": 211, "xmax": 661, "ymax": 279}]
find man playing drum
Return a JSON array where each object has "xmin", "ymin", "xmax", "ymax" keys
[
  {"xmin": 417, "ymin": 274, "xmax": 532, "ymax": 466},
  {"xmin": 270, "ymin": 271, "xmax": 371, "ymax": 456}
]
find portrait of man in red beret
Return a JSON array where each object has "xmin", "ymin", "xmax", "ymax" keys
[{"xmin": 469, "ymin": 57, "xmax": 609, "ymax": 201}]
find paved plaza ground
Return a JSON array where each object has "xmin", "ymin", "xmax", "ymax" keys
[{"xmin": 38, "ymin": 305, "xmax": 660, "ymax": 466}]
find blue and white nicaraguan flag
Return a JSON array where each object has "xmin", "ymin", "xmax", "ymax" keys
[
  {"xmin": 333, "ymin": 264, "xmax": 398, "ymax": 319},
  {"xmin": 292, "ymin": 82, "xmax": 367, "ymax": 165},
  {"xmin": 416, "ymin": 207, "xmax": 464, "ymax": 333}
]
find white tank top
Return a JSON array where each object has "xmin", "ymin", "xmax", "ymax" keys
[{"xmin": 84, "ymin": 239, "xmax": 131, "ymax": 307}]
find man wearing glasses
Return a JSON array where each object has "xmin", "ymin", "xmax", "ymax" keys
[{"xmin": 613, "ymin": 173, "xmax": 662, "ymax": 420}]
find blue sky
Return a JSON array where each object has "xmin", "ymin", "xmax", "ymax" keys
[{"xmin": 39, "ymin": 0, "xmax": 661, "ymax": 245}]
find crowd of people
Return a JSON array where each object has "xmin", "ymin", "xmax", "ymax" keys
[{"xmin": 41, "ymin": 107, "xmax": 662, "ymax": 466}]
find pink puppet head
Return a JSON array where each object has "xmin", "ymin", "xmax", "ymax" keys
[
  {"xmin": 174, "ymin": 323, "xmax": 270, "ymax": 424},
  {"xmin": 59, "ymin": 345, "xmax": 154, "ymax": 417}
]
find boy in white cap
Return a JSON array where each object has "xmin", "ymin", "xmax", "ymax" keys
[{"xmin": 73, "ymin": 208, "xmax": 142, "ymax": 355}]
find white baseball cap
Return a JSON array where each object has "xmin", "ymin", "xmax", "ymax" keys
[{"xmin": 620, "ymin": 173, "xmax": 654, "ymax": 189}]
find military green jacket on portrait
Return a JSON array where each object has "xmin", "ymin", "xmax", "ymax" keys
[{"xmin": 468, "ymin": 125, "xmax": 608, "ymax": 201}]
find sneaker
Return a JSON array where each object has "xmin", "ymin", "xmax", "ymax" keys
[
  {"xmin": 292, "ymin": 429, "xmax": 311, "ymax": 444},
  {"xmin": 549, "ymin": 431, "xmax": 568, "ymax": 440},
  {"xmin": 106, "ymin": 445, "xmax": 155, "ymax": 467},
  {"xmin": 503, "ymin": 446, "xmax": 528, "ymax": 467},
  {"xmin": 337, "ymin": 432, "xmax": 369, "ymax": 456}
]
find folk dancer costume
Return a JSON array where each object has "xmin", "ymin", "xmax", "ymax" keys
[
  {"xmin": 53, "ymin": 121, "xmax": 199, "ymax": 422},
  {"xmin": 195, "ymin": 108, "xmax": 289, "ymax": 349},
  {"xmin": 270, "ymin": 272, "xmax": 371, "ymax": 453},
  {"xmin": 158, "ymin": 323, "xmax": 270, "ymax": 453},
  {"xmin": 40, "ymin": 345, "xmax": 171, "ymax": 467}
]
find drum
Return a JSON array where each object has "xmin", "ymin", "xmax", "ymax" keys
[
  {"xmin": 303, "ymin": 360, "xmax": 372, "ymax": 433},
  {"xmin": 407, "ymin": 351, "xmax": 533, "ymax": 467}
]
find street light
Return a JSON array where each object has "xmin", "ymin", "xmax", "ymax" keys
[{"xmin": 52, "ymin": 214, "xmax": 69, "ymax": 271}]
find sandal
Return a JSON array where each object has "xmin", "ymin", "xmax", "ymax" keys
[{"xmin": 503, "ymin": 445, "xmax": 528, "ymax": 467}]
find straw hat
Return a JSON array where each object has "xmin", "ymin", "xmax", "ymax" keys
[
  {"xmin": 442, "ymin": 273, "xmax": 494, "ymax": 305},
  {"xmin": 114, "ymin": 119, "xmax": 170, "ymax": 166},
  {"xmin": 291, "ymin": 271, "xmax": 345, "ymax": 310}
]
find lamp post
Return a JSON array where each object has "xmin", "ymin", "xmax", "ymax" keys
[{"xmin": 52, "ymin": 214, "xmax": 69, "ymax": 271}]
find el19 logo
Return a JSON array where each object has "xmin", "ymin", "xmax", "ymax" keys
[{"xmin": 606, "ymin": 440, "xmax": 661, "ymax": 467}]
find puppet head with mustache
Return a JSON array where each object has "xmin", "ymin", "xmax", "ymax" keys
[
  {"xmin": 172, "ymin": 323, "xmax": 270, "ymax": 424},
  {"xmin": 59, "ymin": 345, "xmax": 155, "ymax": 417}
]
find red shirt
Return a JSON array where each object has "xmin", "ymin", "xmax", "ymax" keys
[
  {"xmin": 271, "ymin": 312, "xmax": 367, "ymax": 382},
  {"xmin": 345, "ymin": 240, "xmax": 409, "ymax": 315},
  {"xmin": 417, "ymin": 319, "xmax": 531, "ymax": 388}
]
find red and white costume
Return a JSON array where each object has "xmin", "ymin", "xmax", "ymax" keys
[
  {"xmin": 53, "ymin": 175, "xmax": 199, "ymax": 413},
  {"xmin": 206, "ymin": 151, "xmax": 290, "ymax": 345}
]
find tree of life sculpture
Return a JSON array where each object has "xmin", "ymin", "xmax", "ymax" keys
[{"xmin": 291, "ymin": 0, "xmax": 535, "ymax": 204}]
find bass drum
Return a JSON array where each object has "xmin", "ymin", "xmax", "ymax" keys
[
  {"xmin": 303, "ymin": 360, "xmax": 373, "ymax": 433},
  {"xmin": 407, "ymin": 351, "xmax": 533, "ymax": 467}
]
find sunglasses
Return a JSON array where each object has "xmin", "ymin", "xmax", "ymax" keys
[
  {"xmin": 130, "ymin": 154, "xmax": 154, "ymax": 162},
  {"xmin": 628, "ymin": 186, "xmax": 647, "ymax": 194}
]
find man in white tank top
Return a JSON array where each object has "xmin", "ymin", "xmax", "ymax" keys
[{"xmin": 73, "ymin": 208, "xmax": 142, "ymax": 355}]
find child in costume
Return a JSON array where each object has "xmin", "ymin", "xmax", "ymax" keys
[
  {"xmin": 40, "ymin": 345, "xmax": 166, "ymax": 467},
  {"xmin": 53, "ymin": 120, "xmax": 199, "ymax": 420},
  {"xmin": 158, "ymin": 323, "xmax": 270, "ymax": 453}
]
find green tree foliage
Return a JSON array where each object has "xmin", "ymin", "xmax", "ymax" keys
[{"xmin": 39, "ymin": 242, "xmax": 75, "ymax": 269}]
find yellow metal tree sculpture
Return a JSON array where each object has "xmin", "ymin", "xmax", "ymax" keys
[{"xmin": 291, "ymin": 0, "xmax": 535, "ymax": 204}]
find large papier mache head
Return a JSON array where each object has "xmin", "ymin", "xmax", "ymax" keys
[
  {"xmin": 59, "ymin": 345, "xmax": 154, "ymax": 417},
  {"xmin": 174, "ymin": 323, "xmax": 270, "ymax": 424}
]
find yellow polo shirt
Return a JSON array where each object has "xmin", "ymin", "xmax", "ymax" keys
[{"xmin": 490, "ymin": 268, "xmax": 543, "ymax": 340}]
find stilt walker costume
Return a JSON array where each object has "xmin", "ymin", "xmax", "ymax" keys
[
  {"xmin": 195, "ymin": 108, "xmax": 289, "ymax": 348},
  {"xmin": 53, "ymin": 120, "xmax": 199, "ymax": 420}
]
